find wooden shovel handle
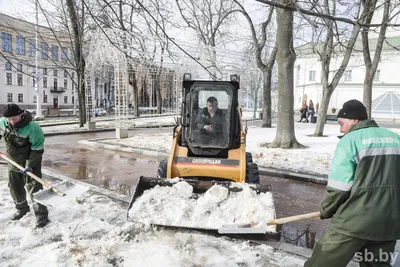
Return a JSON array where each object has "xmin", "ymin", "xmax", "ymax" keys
[
  {"xmin": 0, "ymin": 153, "xmax": 64, "ymax": 197},
  {"xmin": 267, "ymin": 212, "xmax": 321, "ymax": 226}
]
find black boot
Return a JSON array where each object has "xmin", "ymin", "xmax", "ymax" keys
[
  {"xmin": 11, "ymin": 207, "xmax": 30, "ymax": 220},
  {"xmin": 36, "ymin": 217, "xmax": 49, "ymax": 228}
]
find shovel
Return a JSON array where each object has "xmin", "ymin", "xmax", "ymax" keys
[
  {"xmin": 0, "ymin": 152, "xmax": 89, "ymax": 208},
  {"xmin": 218, "ymin": 211, "xmax": 321, "ymax": 234}
]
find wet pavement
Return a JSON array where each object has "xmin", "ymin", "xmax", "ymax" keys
[
  {"xmin": 262, "ymin": 176, "xmax": 329, "ymax": 248},
  {"xmin": 42, "ymin": 129, "xmax": 171, "ymax": 195}
]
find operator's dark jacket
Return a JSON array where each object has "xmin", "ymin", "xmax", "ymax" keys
[
  {"xmin": 0, "ymin": 111, "xmax": 44, "ymax": 171},
  {"xmin": 320, "ymin": 120, "xmax": 400, "ymax": 241},
  {"xmin": 195, "ymin": 107, "xmax": 225, "ymax": 136}
]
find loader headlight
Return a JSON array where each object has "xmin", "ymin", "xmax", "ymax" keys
[
  {"xmin": 183, "ymin": 73, "xmax": 192, "ymax": 81},
  {"xmin": 230, "ymin": 74, "xmax": 239, "ymax": 82}
]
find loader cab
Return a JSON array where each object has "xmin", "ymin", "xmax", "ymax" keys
[{"xmin": 181, "ymin": 74, "xmax": 240, "ymax": 157}]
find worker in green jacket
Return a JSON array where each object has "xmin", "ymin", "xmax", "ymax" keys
[
  {"xmin": 0, "ymin": 104, "xmax": 49, "ymax": 228},
  {"xmin": 305, "ymin": 100, "xmax": 400, "ymax": 267}
]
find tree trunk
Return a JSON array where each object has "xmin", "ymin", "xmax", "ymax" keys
[
  {"xmin": 269, "ymin": 0, "xmax": 302, "ymax": 148},
  {"xmin": 261, "ymin": 70, "xmax": 272, "ymax": 127},
  {"xmin": 313, "ymin": 88, "xmax": 333, "ymax": 136},
  {"xmin": 66, "ymin": 0, "xmax": 85, "ymax": 127},
  {"xmin": 363, "ymin": 75, "xmax": 373, "ymax": 118},
  {"xmin": 77, "ymin": 73, "xmax": 86, "ymax": 127}
]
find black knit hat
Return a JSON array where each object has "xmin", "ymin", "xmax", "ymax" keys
[
  {"xmin": 337, "ymin": 100, "xmax": 368, "ymax": 121},
  {"xmin": 3, "ymin": 104, "xmax": 23, "ymax": 118}
]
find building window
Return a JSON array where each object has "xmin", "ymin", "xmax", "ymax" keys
[
  {"xmin": 29, "ymin": 39, "xmax": 35, "ymax": 57},
  {"xmin": 53, "ymin": 69, "xmax": 57, "ymax": 76},
  {"xmin": 41, "ymin": 42, "xmax": 48, "ymax": 59},
  {"xmin": 2, "ymin": 32, "xmax": 12, "ymax": 52},
  {"xmin": 309, "ymin": 70, "xmax": 316, "ymax": 81},
  {"xmin": 6, "ymin": 73, "xmax": 12, "ymax": 85},
  {"xmin": 72, "ymin": 72, "xmax": 75, "ymax": 79},
  {"xmin": 5, "ymin": 62, "xmax": 11, "ymax": 70},
  {"xmin": 373, "ymin": 70, "xmax": 380, "ymax": 82},
  {"xmin": 18, "ymin": 94, "xmax": 23, "ymax": 102},
  {"xmin": 43, "ymin": 68, "xmax": 47, "ymax": 75},
  {"xmin": 43, "ymin": 77, "xmax": 47, "ymax": 88},
  {"xmin": 64, "ymin": 96, "xmax": 68, "ymax": 103},
  {"xmin": 64, "ymin": 79, "xmax": 68, "ymax": 89},
  {"xmin": 16, "ymin": 36, "xmax": 25, "ymax": 55},
  {"xmin": 64, "ymin": 70, "xmax": 68, "ymax": 78},
  {"xmin": 7, "ymin": 93, "xmax": 12, "ymax": 102},
  {"xmin": 43, "ymin": 94, "xmax": 47, "ymax": 103},
  {"xmin": 70, "ymin": 50, "xmax": 74, "ymax": 64},
  {"xmin": 54, "ymin": 78, "xmax": 58, "ymax": 89},
  {"xmin": 61, "ymin": 47, "xmax": 68, "ymax": 63},
  {"xmin": 51, "ymin": 45, "xmax": 58, "ymax": 61},
  {"xmin": 16, "ymin": 63, "xmax": 22, "ymax": 72},
  {"xmin": 17, "ymin": 74, "xmax": 23, "ymax": 86},
  {"xmin": 344, "ymin": 70, "xmax": 352, "ymax": 82}
]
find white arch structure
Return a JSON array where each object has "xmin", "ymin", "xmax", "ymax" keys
[{"xmin": 85, "ymin": 28, "xmax": 129, "ymax": 138}]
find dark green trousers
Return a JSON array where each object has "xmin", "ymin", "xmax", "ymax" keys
[
  {"xmin": 304, "ymin": 226, "xmax": 396, "ymax": 267},
  {"xmin": 8, "ymin": 163, "xmax": 48, "ymax": 219}
]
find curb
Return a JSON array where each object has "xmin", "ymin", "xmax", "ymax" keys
[
  {"xmin": 79, "ymin": 139, "xmax": 328, "ymax": 185},
  {"xmin": 43, "ymin": 124, "xmax": 177, "ymax": 137}
]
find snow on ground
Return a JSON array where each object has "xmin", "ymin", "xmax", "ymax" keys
[
  {"xmin": 128, "ymin": 181, "xmax": 276, "ymax": 232},
  {"xmin": 0, "ymin": 165, "xmax": 305, "ymax": 266}
]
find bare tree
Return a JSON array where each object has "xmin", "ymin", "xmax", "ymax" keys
[
  {"xmin": 66, "ymin": 0, "xmax": 87, "ymax": 126},
  {"xmin": 270, "ymin": 0, "xmax": 302, "ymax": 148},
  {"xmin": 175, "ymin": 0, "xmax": 237, "ymax": 79},
  {"xmin": 312, "ymin": 0, "xmax": 370, "ymax": 136},
  {"xmin": 233, "ymin": 0, "xmax": 277, "ymax": 127},
  {"xmin": 362, "ymin": 0, "xmax": 390, "ymax": 118}
]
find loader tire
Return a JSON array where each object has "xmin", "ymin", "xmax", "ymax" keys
[
  {"xmin": 157, "ymin": 159, "xmax": 168, "ymax": 178},
  {"xmin": 245, "ymin": 163, "xmax": 260, "ymax": 184},
  {"xmin": 246, "ymin": 152, "xmax": 253, "ymax": 163}
]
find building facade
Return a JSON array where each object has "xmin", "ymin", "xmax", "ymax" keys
[
  {"xmin": 0, "ymin": 13, "xmax": 77, "ymax": 110},
  {"xmin": 294, "ymin": 37, "xmax": 400, "ymax": 119}
]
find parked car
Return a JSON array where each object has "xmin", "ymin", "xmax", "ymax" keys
[{"xmin": 92, "ymin": 108, "xmax": 107, "ymax": 117}]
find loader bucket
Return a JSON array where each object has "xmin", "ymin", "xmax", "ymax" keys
[
  {"xmin": 127, "ymin": 176, "xmax": 280, "ymax": 239},
  {"xmin": 127, "ymin": 176, "xmax": 272, "ymax": 212}
]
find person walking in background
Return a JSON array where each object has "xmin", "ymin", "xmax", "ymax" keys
[
  {"xmin": 0, "ymin": 104, "xmax": 49, "ymax": 228},
  {"xmin": 299, "ymin": 101, "xmax": 308, "ymax": 123},
  {"xmin": 304, "ymin": 99, "xmax": 400, "ymax": 267},
  {"xmin": 315, "ymin": 102, "xmax": 319, "ymax": 113},
  {"xmin": 307, "ymin": 100, "xmax": 315, "ymax": 122}
]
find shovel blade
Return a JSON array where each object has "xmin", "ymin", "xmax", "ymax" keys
[{"xmin": 33, "ymin": 180, "xmax": 89, "ymax": 208}]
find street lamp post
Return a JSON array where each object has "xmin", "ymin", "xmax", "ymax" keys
[{"xmin": 34, "ymin": 0, "xmax": 43, "ymax": 118}]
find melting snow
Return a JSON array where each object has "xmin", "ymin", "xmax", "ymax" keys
[{"xmin": 128, "ymin": 181, "xmax": 276, "ymax": 232}]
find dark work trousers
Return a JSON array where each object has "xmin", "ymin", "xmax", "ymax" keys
[
  {"xmin": 7, "ymin": 163, "xmax": 48, "ymax": 220},
  {"xmin": 304, "ymin": 226, "xmax": 396, "ymax": 267}
]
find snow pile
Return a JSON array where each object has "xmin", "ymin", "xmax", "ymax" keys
[
  {"xmin": 0, "ymin": 166, "xmax": 304, "ymax": 266},
  {"xmin": 128, "ymin": 181, "xmax": 276, "ymax": 232}
]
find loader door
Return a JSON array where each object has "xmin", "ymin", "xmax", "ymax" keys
[{"xmin": 188, "ymin": 84, "xmax": 233, "ymax": 149}]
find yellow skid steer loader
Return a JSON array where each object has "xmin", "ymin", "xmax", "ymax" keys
[{"xmin": 127, "ymin": 74, "xmax": 275, "ymax": 235}]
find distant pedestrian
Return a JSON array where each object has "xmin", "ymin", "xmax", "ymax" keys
[
  {"xmin": 304, "ymin": 99, "xmax": 400, "ymax": 267},
  {"xmin": 0, "ymin": 104, "xmax": 49, "ymax": 228},
  {"xmin": 315, "ymin": 102, "xmax": 319, "ymax": 113},
  {"xmin": 299, "ymin": 101, "xmax": 308, "ymax": 123},
  {"xmin": 307, "ymin": 100, "xmax": 315, "ymax": 121}
]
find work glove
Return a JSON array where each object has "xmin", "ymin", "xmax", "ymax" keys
[
  {"xmin": 20, "ymin": 166, "xmax": 33, "ymax": 175},
  {"xmin": 319, "ymin": 204, "xmax": 333, "ymax": 220}
]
